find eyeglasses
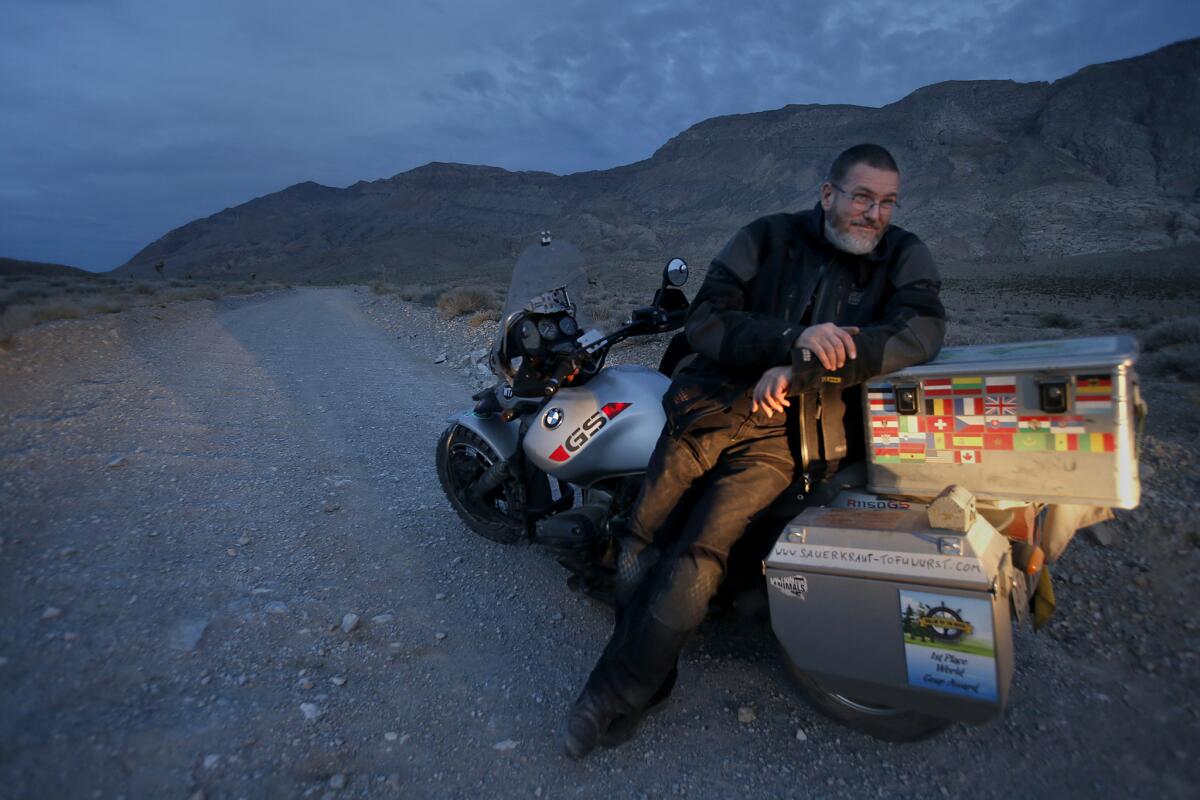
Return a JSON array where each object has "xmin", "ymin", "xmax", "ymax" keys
[{"xmin": 831, "ymin": 184, "xmax": 900, "ymax": 214}]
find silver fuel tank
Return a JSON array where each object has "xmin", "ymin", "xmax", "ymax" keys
[{"xmin": 524, "ymin": 364, "xmax": 669, "ymax": 486}]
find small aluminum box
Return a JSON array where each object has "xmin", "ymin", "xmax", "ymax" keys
[
  {"xmin": 863, "ymin": 336, "xmax": 1141, "ymax": 507},
  {"xmin": 765, "ymin": 497, "xmax": 1014, "ymax": 724}
]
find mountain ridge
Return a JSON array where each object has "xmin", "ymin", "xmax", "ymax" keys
[{"xmin": 116, "ymin": 37, "xmax": 1200, "ymax": 283}]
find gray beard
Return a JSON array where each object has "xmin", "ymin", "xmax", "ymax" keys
[{"xmin": 824, "ymin": 218, "xmax": 882, "ymax": 256}]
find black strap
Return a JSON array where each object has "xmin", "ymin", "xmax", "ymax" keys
[
  {"xmin": 818, "ymin": 386, "xmax": 847, "ymax": 469},
  {"xmin": 794, "ymin": 389, "xmax": 821, "ymax": 472}
]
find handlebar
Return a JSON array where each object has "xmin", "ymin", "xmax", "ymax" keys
[
  {"xmin": 586, "ymin": 307, "xmax": 687, "ymax": 354},
  {"xmin": 504, "ymin": 302, "xmax": 689, "ymax": 399}
]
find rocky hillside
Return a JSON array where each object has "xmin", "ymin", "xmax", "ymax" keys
[
  {"xmin": 116, "ymin": 38, "xmax": 1200, "ymax": 284},
  {"xmin": 1, "ymin": 257, "xmax": 95, "ymax": 280}
]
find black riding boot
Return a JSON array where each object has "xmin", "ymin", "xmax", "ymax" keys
[
  {"xmin": 563, "ymin": 611, "xmax": 691, "ymax": 759},
  {"xmin": 562, "ymin": 666, "xmax": 638, "ymax": 760},
  {"xmin": 597, "ymin": 664, "xmax": 678, "ymax": 748}
]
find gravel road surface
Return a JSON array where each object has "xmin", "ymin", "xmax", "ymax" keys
[{"xmin": 1, "ymin": 287, "xmax": 1195, "ymax": 799}]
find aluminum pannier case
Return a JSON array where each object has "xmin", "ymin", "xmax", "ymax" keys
[
  {"xmin": 765, "ymin": 492, "xmax": 1015, "ymax": 723},
  {"xmin": 863, "ymin": 336, "xmax": 1141, "ymax": 508}
]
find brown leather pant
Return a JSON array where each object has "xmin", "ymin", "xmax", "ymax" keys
[{"xmin": 592, "ymin": 405, "xmax": 796, "ymax": 711}]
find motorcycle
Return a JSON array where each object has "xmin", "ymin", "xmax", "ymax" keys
[{"xmin": 435, "ymin": 237, "xmax": 1141, "ymax": 742}]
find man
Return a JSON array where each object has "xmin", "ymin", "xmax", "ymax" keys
[{"xmin": 562, "ymin": 144, "xmax": 946, "ymax": 759}]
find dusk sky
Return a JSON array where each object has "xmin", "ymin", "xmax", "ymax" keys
[{"xmin": 3, "ymin": 0, "xmax": 1199, "ymax": 271}]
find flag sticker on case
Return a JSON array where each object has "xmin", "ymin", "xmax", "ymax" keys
[
  {"xmin": 922, "ymin": 379, "xmax": 953, "ymax": 397},
  {"xmin": 951, "ymin": 377, "xmax": 984, "ymax": 395},
  {"xmin": 925, "ymin": 398, "xmax": 953, "ymax": 416},
  {"xmin": 984, "ymin": 396, "xmax": 1016, "ymax": 416},
  {"xmin": 867, "ymin": 385, "xmax": 896, "ymax": 412},
  {"xmin": 1076, "ymin": 374, "xmax": 1113, "ymax": 410},
  {"xmin": 985, "ymin": 376, "xmax": 1017, "ymax": 395},
  {"xmin": 870, "ymin": 372, "xmax": 1118, "ymax": 468},
  {"xmin": 958, "ymin": 397, "xmax": 984, "ymax": 415}
]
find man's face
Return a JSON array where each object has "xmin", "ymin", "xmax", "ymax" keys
[{"xmin": 820, "ymin": 163, "xmax": 900, "ymax": 255}]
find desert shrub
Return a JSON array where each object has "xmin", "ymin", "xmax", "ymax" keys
[
  {"xmin": 185, "ymin": 286, "xmax": 221, "ymax": 301},
  {"xmin": 1039, "ymin": 311, "xmax": 1083, "ymax": 329},
  {"xmin": 133, "ymin": 285, "xmax": 222, "ymax": 306},
  {"xmin": 0, "ymin": 306, "xmax": 36, "ymax": 341},
  {"xmin": 1142, "ymin": 316, "xmax": 1200, "ymax": 352},
  {"xmin": 436, "ymin": 286, "xmax": 497, "ymax": 319},
  {"xmin": 395, "ymin": 283, "xmax": 437, "ymax": 302},
  {"xmin": 85, "ymin": 299, "xmax": 125, "ymax": 315},
  {"xmin": 1144, "ymin": 343, "xmax": 1200, "ymax": 382},
  {"xmin": 222, "ymin": 281, "xmax": 285, "ymax": 296},
  {"xmin": 590, "ymin": 304, "xmax": 615, "ymax": 323},
  {"xmin": 134, "ymin": 283, "xmax": 156, "ymax": 295},
  {"xmin": 466, "ymin": 308, "xmax": 500, "ymax": 328},
  {"xmin": 371, "ymin": 281, "xmax": 398, "ymax": 295},
  {"xmin": 32, "ymin": 301, "xmax": 94, "ymax": 323},
  {"xmin": 588, "ymin": 290, "xmax": 623, "ymax": 318},
  {"xmin": 154, "ymin": 288, "xmax": 191, "ymax": 304},
  {"xmin": 0, "ymin": 286, "xmax": 52, "ymax": 312},
  {"xmin": 0, "ymin": 300, "xmax": 104, "ymax": 341}
]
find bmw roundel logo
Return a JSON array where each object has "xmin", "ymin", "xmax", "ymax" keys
[{"xmin": 543, "ymin": 408, "xmax": 564, "ymax": 429}]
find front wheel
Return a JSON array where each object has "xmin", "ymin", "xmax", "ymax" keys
[
  {"xmin": 787, "ymin": 663, "xmax": 950, "ymax": 742},
  {"xmin": 435, "ymin": 423, "xmax": 526, "ymax": 544}
]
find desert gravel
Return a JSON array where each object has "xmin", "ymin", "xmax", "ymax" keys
[{"xmin": 0, "ymin": 286, "xmax": 1196, "ymax": 798}]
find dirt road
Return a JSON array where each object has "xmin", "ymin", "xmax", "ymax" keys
[{"xmin": 0, "ymin": 288, "xmax": 1194, "ymax": 798}]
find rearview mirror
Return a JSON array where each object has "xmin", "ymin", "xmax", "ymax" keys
[{"xmin": 664, "ymin": 257, "xmax": 688, "ymax": 287}]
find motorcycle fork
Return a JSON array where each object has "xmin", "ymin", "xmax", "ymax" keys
[{"xmin": 512, "ymin": 412, "xmax": 571, "ymax": 536}]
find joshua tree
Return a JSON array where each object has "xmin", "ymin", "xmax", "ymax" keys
[{"xmin": 154, "ymin": 261, "xmax": 165, "ymax": 279}]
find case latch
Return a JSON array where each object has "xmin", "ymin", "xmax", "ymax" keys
[
  {"xmin": 1038, "ymin": 379, "xmax": 1069, "ymax": 414},
  {"xmin": 786, "ymin": 527, "xmax": 808, "ymax": 544},
  {"xmin": 938, "ymin": 537, "xmax": 964, "ymax": 555},
  {"xmin": 895, "ymin": 384, "xmax": 920, "ymax": 415}
]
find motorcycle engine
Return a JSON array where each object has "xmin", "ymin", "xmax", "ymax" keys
[{"xmin": 533, "ymin": 503, "xmax": 609, "ymax": 575}]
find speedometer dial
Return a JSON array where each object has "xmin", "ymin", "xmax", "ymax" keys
[
  {"xmin": 519, "ymin": 319, "xmax": 542, "ymax": 351},
  {"xmin": 537, "ymin": 318, "xmax": 561, "ymax": 340}
]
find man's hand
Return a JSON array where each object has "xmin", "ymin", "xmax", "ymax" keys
[
  {"xmin": 793, "ymin": 323, "xmax": 860, "ymax": 371},
  {"xmin": 752, "ymin": 366, "xmax": 792, "ymax": 417}
]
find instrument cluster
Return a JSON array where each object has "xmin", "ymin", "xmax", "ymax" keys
[{"xmin": 517, "ymin": 312, "xmax": 580, "ymax": 353}]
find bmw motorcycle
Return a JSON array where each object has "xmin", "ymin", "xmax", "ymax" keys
[{"xmin": 435, "ymin": 238, "xmax": 1139, "ymax": 742}]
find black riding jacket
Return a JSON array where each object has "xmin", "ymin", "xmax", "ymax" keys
[{"xmin": 669, "ymin": 203, "xmax": 946, "ymax": 467}]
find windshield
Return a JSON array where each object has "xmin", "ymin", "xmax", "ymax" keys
[
  {"xmin": 490, "ymin": 238, "xmax": 593, "ymax": 386},
  {"xmin": 500, "ymin": 238, "xmax": 591, "ymax": 327}
]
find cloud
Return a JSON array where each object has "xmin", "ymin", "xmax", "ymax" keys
[
  {"xmin": 1, "ymin": 0, "xmax": 1197, "ymax": 269},
  {"xmin": 450, "ymin": 69, "xmax": 500, "ymax": 95}
]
